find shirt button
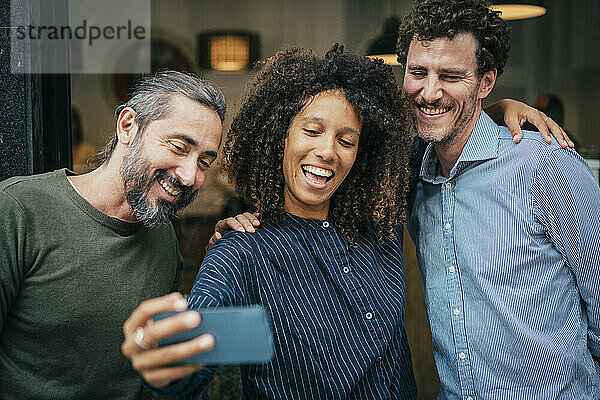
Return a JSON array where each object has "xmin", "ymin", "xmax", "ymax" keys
[
  {"xmin": 459, "ymin": 352, "xmax": 467, "ymax": 360},
  {"xmin": 322, "ymin": 221, "xmax": 330, "ymax": 228},
  {"xmin": 453, "ymin": 308, "xmax": 460, "ymax": 316},
  {"xmin": 343, "ymin": 266, "xmax": 351, "ymax": 274},
  {"xmin": 365, "ymin": 312, "xmax": 373, "ymax": 320},
  {"xmin": 466, "ymin": 397, "xmax": 474, "ymax": 400},
  {"xmin": 376, "ymin": 356, "xmax": 383, "ymax": 362},
  {"xmin": 445, "ymin": 222, "xmax": 451, "ymax": 230},
  {"xmin": 448, "ymin": 265, "xmax": 456, "ymax": 273},
  {"xmin": 445, "ymin": 182, "xmax": 452, "ymax": 189}
]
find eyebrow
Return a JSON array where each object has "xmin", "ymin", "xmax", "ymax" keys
[
  {"xmin": 172, "ymin": 134, "xmax": 217, "ymax": 158},
  {"xmin": 407, "ymin": 64, "xmax": 426, "ymax": 71},
  {"xmin": 407, "ymin": 64, "xmax": 467, "ymax": 76},
  {"xmin": 301, "ymin": 116, "xmax": 360, "ymax": 136},
  {"xmin": 439, "ymin": 68, "xmax": 467, "ymax": 76}
]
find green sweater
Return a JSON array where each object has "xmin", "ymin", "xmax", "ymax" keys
[{"xmin": 0, "ymin": 169, "xmax": 183, "ymax": 399}]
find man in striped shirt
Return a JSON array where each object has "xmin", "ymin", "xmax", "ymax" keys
[{"xmin": 400, "ymin": 0, "xmax": 600, "ymax": 398}]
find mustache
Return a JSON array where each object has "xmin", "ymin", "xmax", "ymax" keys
[
  {"xmin": 150, "ymin": 170, "xmax": 194, "ymax": 197},
  {"xmin": 412, "ymin": 98, "xmax": 453, "ymax": 109}
]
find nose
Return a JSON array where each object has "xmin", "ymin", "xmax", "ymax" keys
[
  {"xmin": 175, "ymin": 156, "xmax": 200, "ymax": 188},
  {"xmin": 421, "ymin": 75, "xmax": 442, "ymax": 104},
  {"xmin": 314, "ymin": 132, "xmax": 335, "ymax": 162}
]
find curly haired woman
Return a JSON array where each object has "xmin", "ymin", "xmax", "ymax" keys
[
  {"xmin": 142, "ymin": 45, "xmax": 418, "ymax": 399},
  {"xmin": 122, "ymin": 42, "xmax": 565, "ymax": 399}
]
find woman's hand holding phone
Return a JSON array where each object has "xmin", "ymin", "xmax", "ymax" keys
[{"xmin": 121, "ymin": 292, "xmax": 215, "ymax": 388}]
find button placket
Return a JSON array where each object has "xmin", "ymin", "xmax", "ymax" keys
[{"xmin": 441, "ymin": 179, "xmax": 476, "ymax": 396}]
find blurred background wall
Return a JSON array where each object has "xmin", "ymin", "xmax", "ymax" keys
[{"xmin": 69, "ymin": 1, "xmax": 600, "ymax": 398}]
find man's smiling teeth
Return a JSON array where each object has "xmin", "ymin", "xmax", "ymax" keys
[
  {"xmin": 158, "ymin": 178, "xmax": 181, "ymax": 196},
  {"xmin": 419, "ymin": 106, "xmax": 450, "ymax": 115}
]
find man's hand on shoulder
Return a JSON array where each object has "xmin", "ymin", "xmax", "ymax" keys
[{"xmin": 205, "ymin": 212, "xmax": 261, "ymax": 252}]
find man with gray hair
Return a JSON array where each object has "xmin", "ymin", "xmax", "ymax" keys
[{"xmin": 0, "ymin": 70, "xmax": 224, "ymax": 399}]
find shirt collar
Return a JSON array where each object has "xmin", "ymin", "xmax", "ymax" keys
[{"xmin": 420, "ymin": 111, "xmax": 500, "ymax": 182}]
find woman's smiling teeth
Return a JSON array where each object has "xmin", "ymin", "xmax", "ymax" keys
[
  {"xmin": 302, "ymin": 165, "xmax": 333, "ymax": 187},
  {"xmin": 158, "ymin": 177, "xmax": 181, "ymax": 196},
  {"xmin": 419, "ymin": 106, "xmax": 450, "ymax": 115}
]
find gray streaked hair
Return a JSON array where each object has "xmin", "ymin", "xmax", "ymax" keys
[{"xmin": 94, "ymin": 70, "xmax": 226, "ymax": 166}]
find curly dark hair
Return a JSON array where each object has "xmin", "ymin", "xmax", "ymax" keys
[
  {"xmin": 222, "ymin": 45, "xmax": 413, "ymax": 246},
  {"xmin": 396, "ymin": 0, "xmax": 510, "ymax": 77}
]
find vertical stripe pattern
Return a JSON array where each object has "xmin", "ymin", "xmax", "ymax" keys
[
  {"xmin": 158, "ymin": 213, "xmax": 417, "ymax": 400},
  {"xmin": 408, "ymin": 112, "xmax": 600, "ymax": 399}
]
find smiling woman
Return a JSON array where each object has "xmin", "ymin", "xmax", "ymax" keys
[
  {"xmin": 124, "ymin": 45, "xmax": 419, "ymax": 400},
  {"xmin": 223, "ymin": 45, "xmax": 414, "ymax": 245},
  {"xmin": 282, "ymin": 90, "xmax": 361, "ymax": 220}
]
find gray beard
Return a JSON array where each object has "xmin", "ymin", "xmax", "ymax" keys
[{"xmin": 120, "ymin": 136, "xmax": 198, "ymax": 228}]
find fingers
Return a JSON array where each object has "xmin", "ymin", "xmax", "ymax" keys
[
  {"xmin": 206, "ymin": 212, "xmax": 262, "ymax": 252},
  {"xmin": 205, "ymin": 231, "xmax": 221, "ymax": 252},
  {"xmin": 215, "ymin": 213, "xmax": 261, "ymax": 235},
  {"xmin": 123, "ymin": 293, "xmax": 188, "ymax": 339},
  {"xmin": 131, "ymin": 334, "xmax": 214, "ymax": 371},
  {"xmin": 121, "ymin": 294, "xmax": 216, "ymax": 389},
  {"xmin": 504, "ymin": 114, "xmax": 523, "ymax": 143},
  {"xmin": 140, "ymin": 311, "xmax": 201, "ymax": 349},
  {"xmin": 240, "ymin": 212, "xmax": 261, "ymax": 232},
  {"xmin": 533, "ymin": 113, "xmax": 572, "ymax": 148},
  {"xmin": 129, "ymin": 334, "xmax": 214, "ymax": 388},
  {"xmin": 532, "ymin": 113, "xmax": 552, "ymax": 145},
  {"xmin": 215, "ymin": 217, "xmax": 245, "ymax": 234},
  {"xmin": 232, "ymin": 213, "xmax": 260, "ymax": 233},
  {"xmin": 140, "ymin": 364, "xmax": 205, "ymax": 389},
  {"xmin": 546, "ymin": 117, "xmax": 574, "ymax": 148}
]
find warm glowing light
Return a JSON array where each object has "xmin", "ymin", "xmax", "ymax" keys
[
  {"xmin": 491, "ymin": 4, "xmax": 546, "ymax": 20},
  {"xmin": 366, "ymin": 54, "xmax": 401, "ymax": 66},
  {"xmin": 209, "ymin": 36, "xmax": 249, "ymax": 71}
]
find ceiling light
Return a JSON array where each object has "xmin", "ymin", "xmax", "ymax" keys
[
  {"xmin": 491, "ymin": 1, "xmax": 546, "ymax": 20},
  {"xmin": 197, "ymin": 30, "xmax": 260, "ymax": 72}
]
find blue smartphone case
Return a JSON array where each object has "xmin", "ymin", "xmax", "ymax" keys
[{"xmin": 154, "ymin": 305, "xmax": 274, "ymax": 365}]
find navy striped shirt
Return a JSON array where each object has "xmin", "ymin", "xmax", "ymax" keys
[
  {"xmin": 159, "ymin": 213, "xmax": 416, "ymax": 399},
  {"xmin": 408, "ymin": 112, "xmax": 600, "ymax": 399}
]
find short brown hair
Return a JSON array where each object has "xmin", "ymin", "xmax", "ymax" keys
[{"xmin": 396, "ymin": 0, "xmax": 511, "ymax": 77}]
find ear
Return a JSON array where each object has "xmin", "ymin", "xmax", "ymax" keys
[
  {"xmin": 116, "ymin": 107, "xmax": 139, "ymax": 145},
  {"xmin": 477, "ymin": 68, "xmax": 497, "ymax": 100}
]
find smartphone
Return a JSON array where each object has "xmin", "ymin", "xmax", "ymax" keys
[{"xmin": 153, "ymin": 305, "xmax": 274, "ymax": 365}]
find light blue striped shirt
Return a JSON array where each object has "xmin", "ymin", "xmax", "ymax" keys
[{"xmin": 408, "ymin": 112, "xmax": 600, "ymax": 399}]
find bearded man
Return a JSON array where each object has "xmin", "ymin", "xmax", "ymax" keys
[
  {"xmin": 0, "ymin": 71, "xmax": 224, "ymax": 399},
  {"xmin": 400, "ymin": 0, "xmax": 600, "ymax": 398}
]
